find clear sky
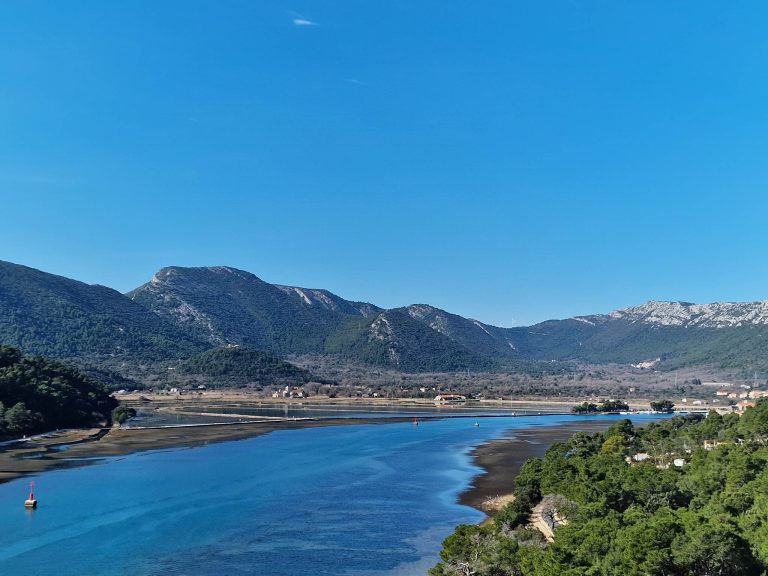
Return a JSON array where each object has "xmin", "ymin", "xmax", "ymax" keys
[{"xmin": 2, "ymin": 1, "xmax": 767, "ymax": 326}]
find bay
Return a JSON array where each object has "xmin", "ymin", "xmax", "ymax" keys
[{"xmin": 0, "ymin": 414, "xmax": 662, "ymax": 575}]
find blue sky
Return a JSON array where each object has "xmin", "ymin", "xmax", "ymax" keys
[{"xmin": 1, "ymin": 1, "xmax": 767, "ymax": 326}]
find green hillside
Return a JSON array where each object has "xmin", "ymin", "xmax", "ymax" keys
[
  {"xmin": 325, "ymin": 310, "xmax": 497, "ymax": 372},
  {"xmin": 131, "ymin": 267, "xmax": 500, "ymax": 372},
  {"xmin": 3, "ymin": 259, "xmax": 768, "ymax": 375},
  {"xmin": 176, "ymin": 346, "xmax": 313, "ymax": 387},
  {"xmin": 402, "ymin": 304, "xmax": 521, "ymax": 359},
  {"xmin": 505, "ymin": 320, "xmax": 768, "ymax": 372},
  {"xmin": 128, "ymin": 266, "xmax": 372, "ymax": 354},
  {"xmin": 0, "ymin": 345, "xmax": 117, "ymax": 437},
  {"xmin": 0, "ymin": 260, "xmax": 207, "ymax": 361}
]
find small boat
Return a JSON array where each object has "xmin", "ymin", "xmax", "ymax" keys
[
  {"xmin": 24, "ymin": 481, "xmax": 37, "ymax": 509},
  {"xmin": 413, "ymin": 419, "xmax": 419, "ymax": 426},
  {"xmin": 473, "ymin": 421, "xmax": 480, "ymax": 427}
]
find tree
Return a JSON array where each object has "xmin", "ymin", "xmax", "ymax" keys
[
  {"xmin": 699, "ymin": 410, "xmax": 725, "ymax": 440},
  {"xmin": 430, "ymin": 524, "xmax": 521, "ymax": 576},
  {"xmin": 739, "ymin": 399, "xmax": 768, "ymax": 440},
  {"xmin": 0, "ymin": 346, "xmax": 22, "ymax": 369},
  {"xmin": 604, "ymin": 509, "xmax": 680, "ymax": 576},
  {"xmin": 434, "ymin": 400, "xmax": 768, "ymax": 575},
  {"xmin": 672, "ymin": 513, "xmax": 761, "ymax": 576},
  {"xmin": 111, "ymin": 405, "xmax": 137, "ymax": 425},
  {"xmin": 600, "ymin": 399, "xmax": 630, "ymax": 412},
  {"xmin": 650, "ymin": 400, "xmax": 675, "ymax": 413},
  {"xmin": 572, "ymin": 402, "xmax": 599, "ymax": 414},
  {"xmin": 601, "ymin": 435, "xmax": 628, "ymax": 456},
  {"xmin": 4, "ymin": 402, "xmax": 42, "ymax": 434}
]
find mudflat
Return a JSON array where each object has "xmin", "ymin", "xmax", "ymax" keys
[
  {"xmin": 0, "ymin": 416, "xmax": 413, "ymax": 484},
  {"xmin": 460, "ymin": 419, "xmax": 620, "ymax": 515}
]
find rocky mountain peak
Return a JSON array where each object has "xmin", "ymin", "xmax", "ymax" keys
[{"xmin": 604, "ymin": 300, "xmax": 768, "ymax": 328}]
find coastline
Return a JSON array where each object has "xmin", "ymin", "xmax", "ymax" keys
[
  {"xmin": 1, "ymin": 410, "xmax": 632, "ymax": 503},
  {"xmin": 0, "ymin": 395, "xmax": 598, "ymax": 487},
  {"xmin": 0, "ymin": 416, "xmax": 415, "ymax": 485},
  {"xmin": 460, "ymin": 419, "xmax": 620, "ymax": 516}
]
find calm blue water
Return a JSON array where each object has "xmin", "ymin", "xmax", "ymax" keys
[{"xmin": 0, "ymin": 414, "xmax": 662, "ymax": 576}]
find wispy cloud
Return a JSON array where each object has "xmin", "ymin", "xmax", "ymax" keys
[
  {"xmin": 344, "ymin": 78, "xmax": 368, "ymax": 86},
  {"xmin": 288, "ymin": 10, "xmax": 317, "ymax": 27}
]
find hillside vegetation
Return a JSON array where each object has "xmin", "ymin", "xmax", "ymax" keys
[
  {"xmin": 176, "ymin": 346, "xmax": 314, "ymax": 387},
  {"xmin": 324, "ymin": 310, "xmax": 497, "ymax": 372},
  {"xmin": 0, "ymin": 346, "xmax": 117, "ymax": 437},
  {"xmin": 0, "ymin": 260, "xmax": 206, "ymax": 360},
  {"xmin": 4, "ymin": 259, "xmax": 768, "ymax": 374},
  {"xmin": 433, "ymin": 403, "xmax": 768, "ymax": 576},
  {"xmin": 505, "ymin": 320, "xmax": 768, "ymax": 372},
  {"xmin": 128, "ymin": 266, "xmax": 372, "ymax": 354}
]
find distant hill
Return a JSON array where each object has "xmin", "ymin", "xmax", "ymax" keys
[
  {"xmin": 128, "ymin": 266, "xmax": 495, "ymax": 371},
  {"xmin": 0, "ymin": 260, "xmax": 207, "ymax": 361},
  {"xmin": 324, "ymin": 308, "xmax": 497, "ymax": 372},
  {"xmin": 402, "ymin": 304, "xmax": 519, "ymax": 359},
  {"xmin": 127, "ymin": 266, "xmax": 377, "ymax": 353},
  {"xmin": 176, "ymin": 346, "xmax": 314, "ymax": 387},
  {"xmin": 2, "ymin": 259, "xmax": 768, "ymax": 373},
  {"xmin": 503, "ymin": 300, "xmax": 768, "ymax": 371}
]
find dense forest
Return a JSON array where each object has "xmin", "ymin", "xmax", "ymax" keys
[
  {"xmin": 176, "ymin": 346, "xmax": 315, "ymax": 387},
  {"xmin": 0, "ymin": 345, "xmax": 117, "ymax": 437},
  {"xmin": 432, "ymin": 402, "xmax": 768, "ymax": 576}
]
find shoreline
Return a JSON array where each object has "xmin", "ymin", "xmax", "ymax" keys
[
  {"xmin": 122, "ymin": 392, "xmax": 658, "ymax": 412},
  {"xmin": 1, "ymin": 411, "xmax": 638, "ymax": 499},
  {"xmin": 460, "ymin": 419, "xmax": 622, "ymax": 516},
  {"xmin": 0, "ymin": 416, "xmax": 416, "ymax": 485},
  {"xmin": 1, "ymin": 411, "xmax": 579, "ymax": 485}
]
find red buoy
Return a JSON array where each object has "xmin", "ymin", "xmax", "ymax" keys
[{"xmin": 24, "ymin": 480, "xmax": 37, "ymax": 509}]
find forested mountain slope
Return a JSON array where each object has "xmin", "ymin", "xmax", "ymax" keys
[
  {"xmin": 504, "ymin": 301, "xmax": 768, "ymax": 371},
  {"xmin": 3, "ymin": 259, "xmax": 768, "ymax": 373},
  {"xmin": 129, "ymin": 266, "xmax": 495, "ymax": 371},
  {"xmin": 0, "ymin": 260, "xmax": 206, "ymax": 360}
]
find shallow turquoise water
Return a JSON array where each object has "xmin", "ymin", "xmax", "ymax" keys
[{"xmin": 0, "ymin": 414, "xmax": 661, "ymax": 575}]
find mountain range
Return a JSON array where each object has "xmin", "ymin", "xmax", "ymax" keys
[{"xmin": 1, "ymin": 259, "xmax": 766, "ymax": 373}]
